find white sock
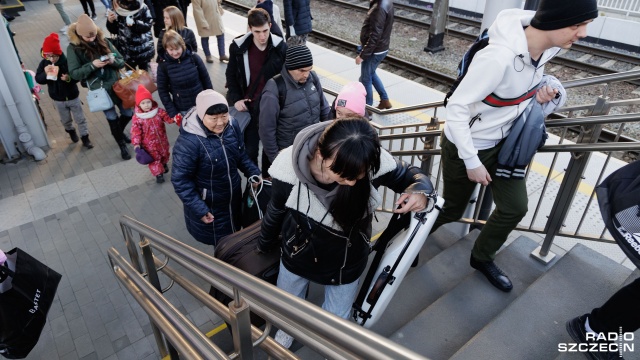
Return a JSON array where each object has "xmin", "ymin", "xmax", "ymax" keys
[{"xmin": 585, "ymin": 316, "xmax": 595, "ymax": 334}]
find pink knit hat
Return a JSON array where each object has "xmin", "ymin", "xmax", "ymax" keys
[
  {"xmin": 335, "ymin": 82, "xmax": 367, "ymax": 117},
  {"xmin": 195, "ymin": 89, "xmax": 228, "ymax": 120}
]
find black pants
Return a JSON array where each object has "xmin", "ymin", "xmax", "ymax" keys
[
  {"xmin": 590, "ymin": 277, "xmax": 640, "ymax": 333},
  {"xmin": 79, "ymin": 0, "xmax": 96, "ymax": 16},
  {"xmin": 244, "ymin": 116, "xmax": 260, "ymax": 168}
]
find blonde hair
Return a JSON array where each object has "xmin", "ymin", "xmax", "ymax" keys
[
  {"xmin": 163, "ymin": 6, "xmax": 185, "ymax": 31},
  {"xmin": 162, "ymin": 30, "xmax": 186, "ymax": 51}
]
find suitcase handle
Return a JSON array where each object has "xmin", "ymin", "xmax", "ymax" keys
[{"xmin": 366, "ymin": 266, "xmax": 393, "ymax": 305}]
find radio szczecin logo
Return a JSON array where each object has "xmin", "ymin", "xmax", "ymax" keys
[{"xmin": 559, "ymin": 329, "xmax": 634, "ymax": 355}]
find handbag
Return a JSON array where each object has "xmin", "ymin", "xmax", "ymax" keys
[
  {"xmin": 241, "ymin": 176, "xmax": 271, "ymax": 228},
  {"xmin": 112, "ymin": 63, "xmax": 157, "ymax": 109},
  {"xmin": 86, "ymin": 78, "xmax": 114, "ymax": 113},
  {"xmin": 0, "ymin": 248, "xmax": 62, "ymax": 358},
  {"xmin": 229, "ymin": 106, "xmax": 252, "ymax": 134}
]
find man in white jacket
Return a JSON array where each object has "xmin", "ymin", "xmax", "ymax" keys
[{"xmin": 430, "ymin": 0, "xmax": 598, "ymax": 292}]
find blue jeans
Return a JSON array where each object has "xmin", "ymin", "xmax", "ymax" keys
[
  {"xmin": 359, "ymin": 51, "xmax": 389, "ymax": 106},
  {"xmin": 201, "ymin": 35, "xmax": 225, "ymax": 57},
  {"xmin": 276, "ymin": 261, "xmax": 359, "ymax": 319},
  {"xmin": 103, "ymin": 103, "xmax": 133, "ymax": 121},
  {"xmin": 99, "ymin": 0, "xmax": 111, "ymax": 10}
]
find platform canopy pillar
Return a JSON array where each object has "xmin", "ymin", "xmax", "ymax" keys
[{"xmin": 424, "ymin": 0, "xmax": 448, "ymax": 54}]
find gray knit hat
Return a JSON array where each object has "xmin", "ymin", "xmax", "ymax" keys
[
  {"xmin": 285, "ymin": 45, "xmax": 313, "ymax": 70},
  {"xmin": 530, "ymin": 0, "xmax": 598, "ymax": 31}
]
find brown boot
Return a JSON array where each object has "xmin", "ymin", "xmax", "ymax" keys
[
  {"xmin": 219, "ymin": 55, "xmax": 229, "ymax": 62},
  {"xmin": 377, "ymin": 99, "xmax": 392, "ymax": 110},
  {"xmin": 205, "ymin": 55, "xmax": 214, "ymax": 63}
]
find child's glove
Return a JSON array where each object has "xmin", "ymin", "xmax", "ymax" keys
[{"xmin": 173, "ymin": 113, "xmax": 183, "ymax": 127}]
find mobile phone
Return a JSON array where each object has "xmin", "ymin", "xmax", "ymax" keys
[{"xmin": 100, "ymin": 55, "xmax": 109, "ymax": 61}]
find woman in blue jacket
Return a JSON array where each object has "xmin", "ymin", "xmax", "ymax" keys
[{"xmin": 171, "ymin": 90, "xmax": 261, "ymax": 245}]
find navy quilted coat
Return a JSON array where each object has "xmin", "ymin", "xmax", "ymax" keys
[
  {"xmin": 157, "ymin": 49, "xmax": 213, "ymax": 117},
  {"xmin": 171, "ymin": 111, "xmax": 260, "ymax": 245}
]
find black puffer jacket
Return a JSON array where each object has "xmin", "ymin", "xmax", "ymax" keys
[
  {"xmin": 225, "ymin": 31, "xmax": 286, "ymax": 106},
  {"xmin": 35, "ymin": 54, "xmax": 80, "ymax": 102},
  {"xmin": 106, "ymin": 0, "xmax": 155, "ymax": 65},
  {"xmin": 157, "ymin": 49, "xmax": 213, "ymax": 117},
  {"xmin": 258, "ymin": 122, "xmax": 434, "ymax": 285},
  {"xmin": 171, "ymin": 112, "xmax": 260, "ymax": 245},
  {"xmin": 156, "ymin": 27, "xmax": 198, "ymax": 61},
  {"xmin": 359, "ymin": 0, "xmax": 394, "ymax": 60}
]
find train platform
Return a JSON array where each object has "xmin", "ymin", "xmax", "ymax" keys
[{"xmin": 1, "ymin": 1, "xmax": 635, "ymax": 359}]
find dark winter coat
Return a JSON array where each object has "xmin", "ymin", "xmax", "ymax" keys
[
  {"xmin": 258, "ymin": 68, "xmax": 330, "ymax": 162},
  {"xmin": 35, "ymin": 53, "xmax": 80, "ymax": 102},
  {"xmin": 171, "ymin": 111, "xmax": 260, "ymax": 245},
  {"xmin": 283, "ymin": 0, "xmax": 312, "ymax": 37},
  {"xmin": 156, "ymin": 27, "xmax": 198, "ymax": 61},
  {"xmin": 106, "ymin": 1, "xmax": 156, "ymax": 65},
  {"xmin": 258, "ymin": 122, "xmax": 434, "ymax": 285},
  {"xmin": 66, "ymin": 25, "xmax": 126, "ymax": 105},
  {"xmin": 359, "ymin": 0, "xmax": 394, "ymax": 60},
  {"xmin": 157, "ymin": 49, "xmax": 213, "ymax": 117},
  {"xmin": 225, "ymin": 31, "xmax": 286, "ymax": 106}
]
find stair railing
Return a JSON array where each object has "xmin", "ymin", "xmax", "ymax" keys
[{"xmin": 109, "ymin": 215, "xmax": 429, "ymax": 360}]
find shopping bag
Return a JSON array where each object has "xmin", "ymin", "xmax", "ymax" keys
[
  {"xmin": 241, "ymin": 176, "xmax": 271, "ymax": 228},
  {"xmin": 112, "ymin": 64, "xmax": 157, "ymax": 109},
  {"xmin": 0, "ymin": 248, "xmax": 62, "ymax": 359}
]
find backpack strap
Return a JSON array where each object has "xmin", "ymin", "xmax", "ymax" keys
[{"xmin": 274, "ymin": 74, "xmax": 287, "ymax": 110}]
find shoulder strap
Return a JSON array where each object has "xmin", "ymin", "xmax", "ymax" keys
[{"xmin": 274, "ymin": 74, "xmax": 287, "ymax": 110}]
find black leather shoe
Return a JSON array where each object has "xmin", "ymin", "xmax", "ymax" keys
[{"xmin": 470, "ymin": 255, "xmax": 513, "ymax": 292}]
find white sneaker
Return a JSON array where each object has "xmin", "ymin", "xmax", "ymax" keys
[
  {"xmin": 60, "ymin": 25, "xmax": 68, "ymax": 33},
  {"xmin": 105, "ymin": 10, "xmax": 110, "ymax": 17},
  {"xmin": 274, "ymin": 330, "xmax": 294, "ymax": 349}
]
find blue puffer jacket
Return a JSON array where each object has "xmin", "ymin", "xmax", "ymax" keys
[
  {"xmin": 171, "ymin": 110, "xmax": 260, "ymax": 245},
  {"xmin": 283, "ymin": 0, "xmax": 312, "ymax": 37},
  {"xmin": 157, "ymin": 49, "xmax": 213, "ymax": 117}
]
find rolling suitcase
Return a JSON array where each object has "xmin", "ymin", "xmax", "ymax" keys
[
  {"xmin": 210, "ymin": 220, "xmax": 280, "ymax": 327},
  {"xmin": 353, "ymin": 195, "xmax": 444, "ymax": 328}
]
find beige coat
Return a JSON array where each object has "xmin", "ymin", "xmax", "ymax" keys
[{"xmin": 192, "ymin": 0, "xmax": 224, "ymax": 37}]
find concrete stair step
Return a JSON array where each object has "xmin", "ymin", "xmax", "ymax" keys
[
  {"xmin": 390, "ymin": 236, "xmax": 551, "ymax": 359},
  {"xmin": 451, "ymin": 243, "xmax": 632, "ymax": 360}
]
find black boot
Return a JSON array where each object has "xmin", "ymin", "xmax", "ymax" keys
[
  {"xmin": 66, "ymin": 129, "xmax": 79, "ymax": 143},
  {"xmin": 109, "ymin": 121, "xmax": 131, "ymax": 160},
  {"xmin": 80, "ymin": 135, "xmax": 94, "ymax": 149},
  {"xmin": 163, "ymin": 163, "xmax": 169, "ymax": 173},
  {"xmin": 156, "ymin": 174, "xmax": 165, "ymax": 183},
  {"xmin": 119, "ymin": 115, "xmax": 132, "ymax": 143}
]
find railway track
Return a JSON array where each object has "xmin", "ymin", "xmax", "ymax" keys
[
  {"xmin": 221, "ymin": 0, "xmax": 639, "ymax": 157},
  {"xmin": 322, "ymin": 0, "xmax": 640, "ymax": 86}
]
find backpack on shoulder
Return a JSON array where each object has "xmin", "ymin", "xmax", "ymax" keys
[
  {"xmin": 273, "ymin": 71, "xmax": 321, "ymax": 109},
  {"xmin": 444, "ymin": 28, "xmax": 489, "ymax": 107}
]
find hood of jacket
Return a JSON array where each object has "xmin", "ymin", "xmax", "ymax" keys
[
  {"xmin": 232, "ymin": 31, "xmax": 284, "ymax": 53},
  {"xmin": 488, "ymin": 9, "xmax": 560, "ymax": 66},
  {"xmin": 269, "ymin": 121, "xmax": 397, "ymax": 230}
]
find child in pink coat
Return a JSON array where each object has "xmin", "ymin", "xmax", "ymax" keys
[{"xmin": 130, "ymin": 84, "xmax": 175, "ymax": 183}]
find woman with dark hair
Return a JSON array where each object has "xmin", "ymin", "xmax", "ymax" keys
[
  {"xmin": 67, "ymin": 14, "xmax": 132, "ymax": 160},
  {"xmin": 171, "ymin": 90, "xmax": 261, "ymax": 245},
  {"xmin": 257, "ymin": 117, "xmax": 434, "ymax": 348},
  {"xmin": 106, "ymin": 0, "xmax": 155, "ymax": 71},
  {"xmin": 156, "ymin": 5, "xmax": 198, "ymax": 61}
]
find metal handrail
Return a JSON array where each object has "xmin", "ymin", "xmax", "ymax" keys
[{"xmin": 115, "ymin": 215, "xmax": 429, "ymax": 360}]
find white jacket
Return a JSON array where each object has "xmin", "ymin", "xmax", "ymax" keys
[{"xmin": 444, "ymin": 9, "xmax": 560, "ymax": 169}]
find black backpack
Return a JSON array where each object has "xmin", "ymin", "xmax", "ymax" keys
[
  {"xmin": 444, "ymin": 28, "xmax": 490, "ymax": 107},
  {"xmin": 273, "ymin": 71, "xmax": 321, "ymax": 109}
]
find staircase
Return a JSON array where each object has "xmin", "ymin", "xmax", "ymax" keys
[{"xmin": 289, "ymin": 227, "xmax": 638, "ymax": 360}]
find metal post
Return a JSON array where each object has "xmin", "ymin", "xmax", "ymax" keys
[
  {"xmin": 140, "ymin": 239, "xmax": 172, "ymax": 358},
  {"xmin": 524, "ymin": 0, "xmax": 541, "ymax": 11},
  {"xmin": 470, "ymin": 186, "xmax": 492, "ymax": 231},
  {"xmin": 419, "ymin": 116, "xmax": 440, "ymax": 177},
  {"xmin": 424, "ymin": 0, "xmax": 448, "ymax": 53},
  {"xmin": 121, "ymin": 223, "xmax": 143, "ymax": 273},
  {"xmin": 532, "ymin": 96, "xmax": 611, "ymax": 264},
  {"xmin": 229, "ymin": 289, "xmax": 254, "ymax": 360}
]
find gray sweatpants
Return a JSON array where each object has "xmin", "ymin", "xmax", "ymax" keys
[{"xmin": 54, "ymin": 98, "xmax": 89, "ymax": 136}]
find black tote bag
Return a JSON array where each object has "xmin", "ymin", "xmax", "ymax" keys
[
  {"xmin": 0, "ymin": 248, "xmax": 62, "ymax": 359},
  {"xmin": 596, "ymin": 160, "xmax": 640, "ymax": 269}
]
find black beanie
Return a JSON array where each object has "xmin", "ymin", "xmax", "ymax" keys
[
  {"xmin": 530, "ymin": 0, "xmax": 598, "ymax": 30},
  {"xmin": 285, "ymin": 45, "xmax": 313, "ymax": 70}
]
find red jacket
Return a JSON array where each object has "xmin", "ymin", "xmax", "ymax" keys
[{"xmin": 130, "ymin": 103, "xmax": 174, "ymax": 159}]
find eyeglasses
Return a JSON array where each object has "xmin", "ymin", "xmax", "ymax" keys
[{"xmin": 44, "ymin": 54, "xmax": 60, "ymax": 59}]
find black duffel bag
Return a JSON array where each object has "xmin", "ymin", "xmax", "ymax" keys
[{"xmin": 0, "ymin": 248, "xmax": 62, "ymax": 359}]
